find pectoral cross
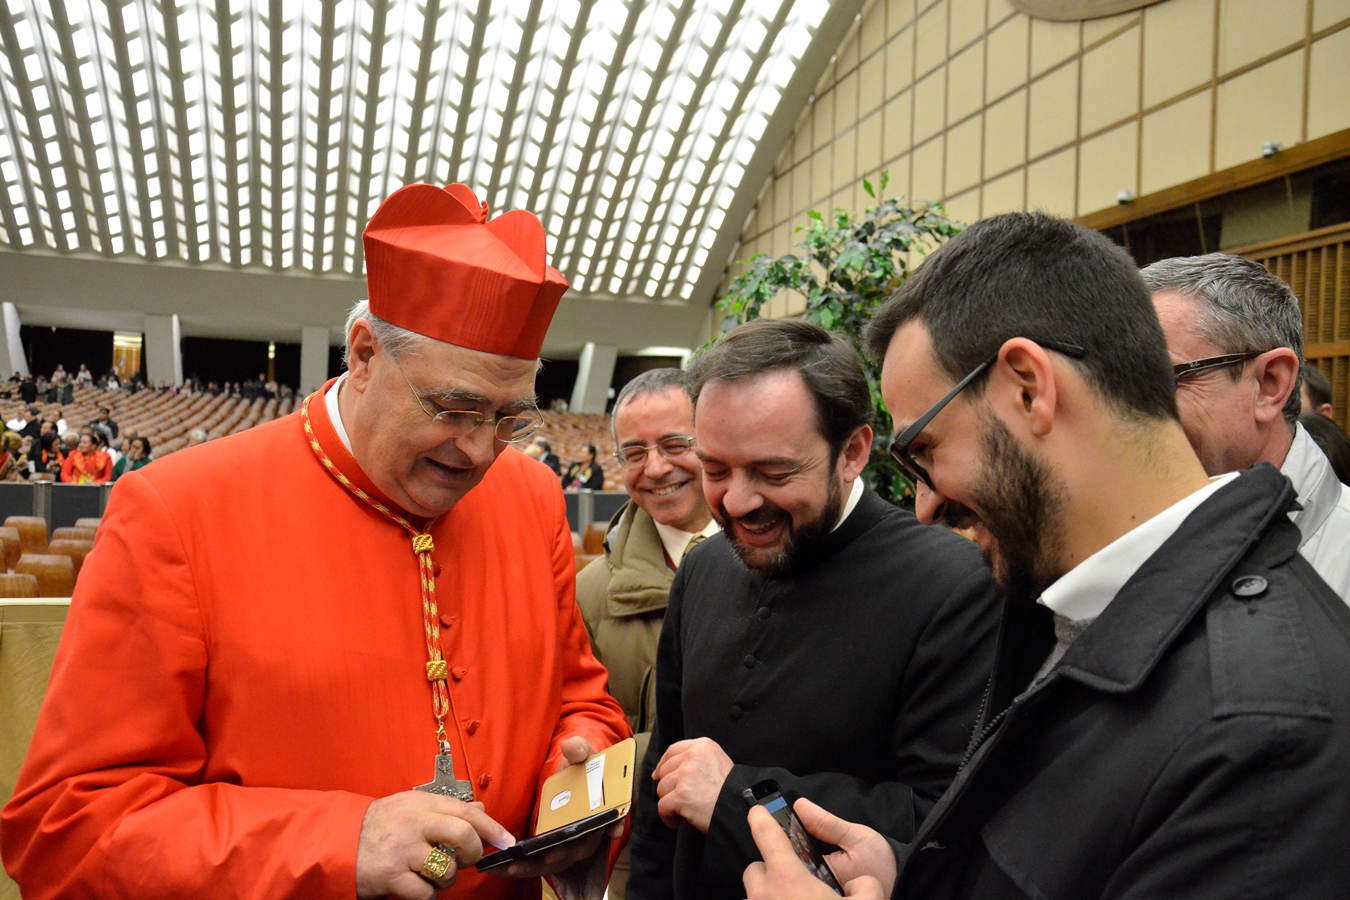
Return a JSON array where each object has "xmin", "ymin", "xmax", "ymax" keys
[{"xmin": 415, "ymin": 742, "xmax": 475, "ymax": 802}]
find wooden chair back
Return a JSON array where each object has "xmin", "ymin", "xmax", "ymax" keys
[
  {"xmin": 0, "ymin": 526, "xmax": 20, "ymax": 571},
  {"xmin": 0, "ymin": 572, "xmax": 38, "ymax": 597},
  {"xmin": 14, "ymin": 554, "xmax": 75, "ymax": 598},
  {"xmin": 50, "ymin": 526, "xmax": 97, "ymax": 544},
  {"xmin": 583, "ymin": 522, "xmax": 607, "ymax": 556},
  {"xmin": 74, "ymin": 517, "xmax": 102, "ymax": 530},
  {"xmin": 4, "ymin": 517, "xmax": 47, "ymax": 554},
  {"xmin": 45, "ymin": 540, "xmax": 94, "ymax": 578}
]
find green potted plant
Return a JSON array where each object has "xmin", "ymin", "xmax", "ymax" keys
[{"xmin": 715, "ymin": 173, "xmax": 964, "ymax": 504}]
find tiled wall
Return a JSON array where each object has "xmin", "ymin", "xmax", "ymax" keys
[{"xmin": 733, "ymin": 0, "xmax": 1350, "ymax": 318}]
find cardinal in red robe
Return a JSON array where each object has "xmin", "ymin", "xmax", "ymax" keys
[{"xmin": 2, "ymin": 184, "xmax": 630, "ymax": 899}]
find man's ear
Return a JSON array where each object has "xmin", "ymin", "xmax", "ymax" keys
[
  {"xmin": 838, "ymin": 423, "xmax": 873, "ymax": 482},
  {"xmin": 991, "ymin": 339, "xmax": 1058, "ymax": 438},
  {"xmin": 1251, "ymin": 348, "xmax": 1299, "ymax": 426},
  {"xmin": 345, "ymin": 319, "xmax": 378, "ymax": 391}
]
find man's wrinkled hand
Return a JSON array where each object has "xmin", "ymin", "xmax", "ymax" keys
[
  {"xmin": 355, "ymin": 791, "xmax": 516, "ymax": 900},
  {"xmin": 652, "ymin": 737, "xmax": 733, "ymax": 833},
  {"xmin": 742, "ymin": 805, "xmax": 887, "ymax": 900}
]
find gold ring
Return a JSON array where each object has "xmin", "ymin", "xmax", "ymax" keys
[{"xmin": 420, "ymin": 844, "xmax": 456, "ymax": 880}]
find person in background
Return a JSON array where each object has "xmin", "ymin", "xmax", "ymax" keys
[
  {"xmin": 18, "ymin": 375, "xmax": 37, "ymax": 404},
  {"xmin": 563, "ymin": 444, "xmax": 605, "ymax": 490},
  {"xmin": 1142, "ymin": 253, "xmax": 1350, "ymax": 600},
  {"xmin": 1302, "ymin": 363, "xmax": 1335, "ymax": 419},
  {"xmin": 17, "ymin": 406, "xmax": 42, "ymax": 441},
  {"xmin": 1300, "ymin": 413, "xmax": 1350, "ymax": 486},
  {"xmin": 0, "ymin": 431, "xmax": 26, "ymax": 481},
  {"xmin": 185, "ymin": 428, "xmax": 209, "ymax": 448},
  {"xmin": 535, "ymin": 438, "xmax": 562, "ymax": 476},
  {"xmin": 89, "ymin": 407, "xmax": 119, "ymax": 443},
  {"xmin": 112, "ymin": 436, "xmax": 152, "ymax": 481},
  {"xmin": 54, "ymin": 408, "xmax": 69, "ymax": 437},
  {"xmin": 576, "ymin": 368, "xmax": 717, "ymax": 900},
  {"xmin": 73, "ymin": 363, "xmax": 93, "ymax": 387},
  {"xmin": 61, "ymin": 432, "xmax": 113, "ymax": 484},
  {"xmin": 50, "ymin": 364, "xmax": 66, "ymax": 385},
  {"xmin": 33, "ymin": 431, "xmax": 63, "ymax": 477}
]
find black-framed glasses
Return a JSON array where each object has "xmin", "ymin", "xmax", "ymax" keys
[
  {"xmin": 1172, "ymin": 351, "xmax": 1263, "ymax": 386},
  {"xmin": 614, "ymin": 435, "xmax": 696, "ymax": 468},
  {"xmin": 390, "ymin": 354, "xmax": 542, "ymax": 443},
  {"xmin": 889, "ymin": 339, "xmax": 1087, "ymax": 488}
]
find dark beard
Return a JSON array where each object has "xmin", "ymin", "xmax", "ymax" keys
[
  {"xmin": 971, "ymin": 416, "xmax": 1067, "ymax": 604},
  {"xmin": 718, "ymin": 475, "xmax": 844, "ymax": 577}
]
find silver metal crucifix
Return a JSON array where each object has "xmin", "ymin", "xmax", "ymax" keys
[{"xmin": 414, "ymin": 741, "xmax": 475, "ymax": 802}]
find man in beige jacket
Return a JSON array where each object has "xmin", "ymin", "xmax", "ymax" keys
[{"xmin": 576, "ymin": 368, "xmax": 717, "ymax": 898}]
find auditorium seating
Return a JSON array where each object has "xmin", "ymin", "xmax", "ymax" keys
[
  {"xmin": 0, "ymin": 384, "xmax": 299, "ymax": 461},
  {"xmin": 50, "ymin": 526, "xmax": 96, "ymax": 544},
  {"xmin": 3, "ymin": 383, "xmax": 626, "ymax": 485},
  {"xmin": 4, "ymin": 517, "xmax": 47, "ymax": 554},
  {"xmin": 74, "ymin": 517, "xmax": 101, "ymax": 530},
  {"xmin": 0, "ymin": 527, "xmax": 20, "ymax": 571},
  {"xmin": 45, "ymin": 540, "xmax": 93, "ymax": 577},
  {"xmin": 0, "ymin": 572, "xmax": 37, "ymax": 597},
  {"xmin": 533, "ymin": 411, "xmax": 622, "ymax": 490},
  {"xmin": 14, "ymin": 554, "xmax": 75, "ymax": 597}
]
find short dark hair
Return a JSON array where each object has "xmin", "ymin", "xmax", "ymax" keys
[
  {"xmin": 864, "ymin": 212, "xmax": 1178, "ymax": 424},
  {"xmin": 687, "ymin": 318, "xmax": 873, "ymax": 457},
  {"xmin": 1303, "ymin": 363, "xmax": 1333, "ymax": 411},
  {"xmin": 134, "ymin": 435, "xmax": 152, "ymax": 455},
  {"xmin": 1141, "ymin": 253, "xmax": 1303, "ymax": 427}
]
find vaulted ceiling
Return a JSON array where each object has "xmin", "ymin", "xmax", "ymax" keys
[{"xmin": 0, "ymin": 0, "xmax": 862, "ymax": 350}]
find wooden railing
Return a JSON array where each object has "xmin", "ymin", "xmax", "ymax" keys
[{"xmin": 1236, "ymin": 222, "xmax": 1350, "ymax": 433}]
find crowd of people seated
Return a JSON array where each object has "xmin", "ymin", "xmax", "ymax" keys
[{"xmin": 0, "ymin": 368, "xmax": 299, "ymax": 482}]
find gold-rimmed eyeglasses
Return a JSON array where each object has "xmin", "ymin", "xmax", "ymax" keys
[
  {"xmin": 614, "ymin": 436, "xmax": 696, "ymax": 468},
  {"xmin": 390, "ymin": 354, "xmax": 542, "ymax": 443}
]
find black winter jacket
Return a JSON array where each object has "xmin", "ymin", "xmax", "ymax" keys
[{"xmin": 894, "ymin": 464, "xmax": 1350, "ymax": 900}]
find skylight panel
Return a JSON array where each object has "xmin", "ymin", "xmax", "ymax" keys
[{"xmin": 0, "ymin": 0, "xmax": 824, "ymax": 301}]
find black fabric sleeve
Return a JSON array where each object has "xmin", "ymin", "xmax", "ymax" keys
[{"xmin": 623, "ymin": 566, "xmax": 688, "ymax": 900}]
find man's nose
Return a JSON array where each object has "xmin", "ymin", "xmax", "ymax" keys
[
  {"xmin": 456, "ymin": 421, "xmax": 500, "ymax": 466},
  {"xmin": 913, "ymin": 480, "xmax": 948, "ymax": 526},
  {"xmin": 718, "ymin": 474, "xmax": 762, "ymax": 518},
  {"xmin": 642, "ymin": 448, "xmax": 674, "ymax": 480}
]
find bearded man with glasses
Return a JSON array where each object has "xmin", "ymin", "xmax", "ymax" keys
[
  {"xmin": 1143, "ymin": 252, "xmax": 1350, "ymax": 600},
  {"xmin": 3, "ymin": 184, "xmax": 630, "ymax": 900},
  {"xmin": 740, "ymin": 213, "xmax": 1350, "ymax": 900},
  {"xmin": 575, "ymin": 367, "xmax": 718, "ymax": 899}
]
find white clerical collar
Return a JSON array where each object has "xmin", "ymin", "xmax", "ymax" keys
[
  {"xmin": 655, "ymin": 517, "xmax": 721, "ymax": 568},
  {"xmin": 1038, "ymin": 471, "xmax": 1239, "ymax": 622},
  {"xmin": 830, "ymin": 477, "xmax": 865, "ymax": 533},
  {"xmin": 324, "ymin": 374, "xmax": 354, "ymax": 453}
]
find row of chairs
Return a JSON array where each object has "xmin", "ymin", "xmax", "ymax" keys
[{"xmin": 0, "ymin": 515, "xmax": 101, "ymax": 597}]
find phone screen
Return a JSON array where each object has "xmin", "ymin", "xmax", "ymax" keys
[{"xmin": 744, "ymin": 781, "xmax": 844, "ymax": 895}]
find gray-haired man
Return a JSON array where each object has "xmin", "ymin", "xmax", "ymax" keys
[{"xmin": 1144, "ymin": 252, "xmax": 1350, "ymax": 599}]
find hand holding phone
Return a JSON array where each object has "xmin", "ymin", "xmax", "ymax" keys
[{"xmin": 742, "ymin": 779, "xmax": 844, "ymax": 895}]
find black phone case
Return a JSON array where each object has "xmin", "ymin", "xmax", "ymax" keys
[{"xmin": 475, "ymin": 807, "xmax": 622, "ymax": 872}]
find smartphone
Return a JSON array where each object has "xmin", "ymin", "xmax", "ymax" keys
[
  {"xmin": 475, "ymin": 807, "xmax": 622, "ymax": 872},
  {"xmin": 742, "ymin": 779, "xmax": 844, "ymax": 895}
]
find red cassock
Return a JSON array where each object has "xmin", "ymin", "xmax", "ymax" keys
[{"xmin": 2, "ymin": 383, "xmax": 630, "ymax": 898}]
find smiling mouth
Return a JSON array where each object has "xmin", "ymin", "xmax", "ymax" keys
[{"xmin": 647, "ymin": 482, "xmax": 686, "ymax": 497}]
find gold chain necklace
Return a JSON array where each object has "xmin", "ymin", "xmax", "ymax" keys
[{"xmin": 300, "ymin": 391, "xmax": 475, "ymax": 801}]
